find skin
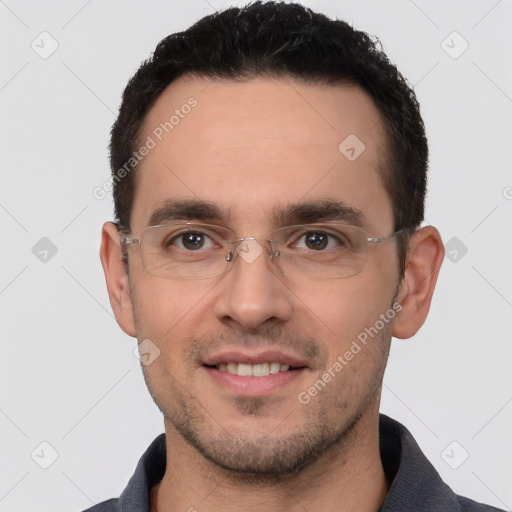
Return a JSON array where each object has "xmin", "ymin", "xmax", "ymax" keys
[{"xmin": 100, "ymin": 75, "xmax": 444, "ymax": 512}]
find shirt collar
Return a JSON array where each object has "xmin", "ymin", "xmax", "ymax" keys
[
  {"xmin": 115, "ymin": 414, "xmax": 461, "ymax": 511},
  {"xmin": 118, "ymin": 433, "xmax": 166, "ymax": 511},
  {"xmin": 378, "ymin": 414, "xmax": 460, "ymax": 511}
]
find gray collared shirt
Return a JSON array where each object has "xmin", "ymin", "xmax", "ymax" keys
[{"xmin": 82, "ymin": 415, "xmax": 504, "ymax": 511}]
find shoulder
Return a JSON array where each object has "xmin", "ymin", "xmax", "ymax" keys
[
  {"xmin": 76, "ymin": 433, "xmax": 166, "ymax": 512},
  {"xmin": 457, "ymin": 496, "xmax": 506, "ymax": 511},
  {"xmin": 80, "ymin": 498, "xmax": 118, "ymax": 512},
  {"xmin": 379, "ymin": 415, "xmax": 506, "ymax": 512}
]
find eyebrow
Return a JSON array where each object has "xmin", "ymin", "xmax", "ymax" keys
[
  {"xmin": 272, "ymin": 199, "xmax": 366, "ymax": 227},
  {"xmin": 147, "ymin": 198, "xmax": 366, "ymax": 229},
  {"xmin": 147, "ymin": 199, "xmax": 229, "ymax": 227}
]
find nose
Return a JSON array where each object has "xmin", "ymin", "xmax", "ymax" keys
[{"xmin": 212, "ymin": 238, "xmax": 293, "ymax": 331}]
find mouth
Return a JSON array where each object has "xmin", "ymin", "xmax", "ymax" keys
[
  {"xmin": 204, "ymin": 361, "xmax": 305, "ymax": 377},
  {"xmin": 201, "ymin": 351, "xmax": 310, "ymax": 396}
]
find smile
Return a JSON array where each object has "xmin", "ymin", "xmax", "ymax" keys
[
  {"xmin": 201, "ymin": 350, "xmax": 310, "ymax": 395},
  {"xmin": 211, "ymin": 362, "xmax": 300, "ymax": 377}
]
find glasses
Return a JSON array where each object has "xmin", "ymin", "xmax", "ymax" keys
[{"xmin": 119, "ymin": 222, "xmax": 408, "ymax": 280}]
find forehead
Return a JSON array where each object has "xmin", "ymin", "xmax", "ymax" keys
[{"xmin": 131, "ymin": 75, "xmax": 392, "ymax": 232}]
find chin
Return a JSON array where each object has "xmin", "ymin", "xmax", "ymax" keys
[
  {"xmin": 165, "ymin": 403, "xmax": 363, "ymax": 479},
  {"xmin": 187, "ymin": 430, "xmax": 337, "ymax": 476}
]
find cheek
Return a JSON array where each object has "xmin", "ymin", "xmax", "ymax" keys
[
  {"xmin": 131, "ymin": 280, "xmax": 212, "ymax": 388},
  {"xmin": 131, "ymin": 276, "xmax": 213, "ymax": 345},
  {"xmin": 294, "ymin": 274, "xmax": 396, "ymax": 351}
]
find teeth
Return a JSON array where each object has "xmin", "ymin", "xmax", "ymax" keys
[
  {"xmin": 237, "ymin": 363, "xmax": 253, "ymax": 377},
  {"xmin": 252, "ymin": 363, "xmax": 269, "ymax": 377},
  {"xmin": 270, "ymin": 362, "xmax": 281, "ymax": 374},
  {"xmin": 216, "ymin": 362, "xmax": 295, "ymax": 377}
]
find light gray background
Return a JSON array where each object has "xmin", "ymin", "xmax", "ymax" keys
[{"xmin": 1, "ymin": 1, "xmax": 511, "ymax": 511}]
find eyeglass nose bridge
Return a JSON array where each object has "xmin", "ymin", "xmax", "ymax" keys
[{"xmin": 224, "ymin": 236, "xmax": 281, "ymax": 263}]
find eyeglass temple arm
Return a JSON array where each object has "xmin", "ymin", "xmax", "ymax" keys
[
  {"xmin": 366, "ymin": 227, "xmax": 413, "ymax": 244},
  {"xmin": 115, "ymin": 223, "xmax": 140, "ymax": 246}
]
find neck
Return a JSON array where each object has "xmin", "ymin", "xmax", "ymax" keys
[{"xmin": 151, "ymin": 405, "xmax": 388, "ymax": 512}]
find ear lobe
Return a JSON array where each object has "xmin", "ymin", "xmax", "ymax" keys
[
  {"xmin": 392, "ymin": 226, "xmax": 445, "ymax": 339},
  {"xmin": 99, "ymin": 222, "xmax": 137, "ymax": 337}
]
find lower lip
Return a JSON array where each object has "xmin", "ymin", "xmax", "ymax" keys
[{"xmin": 203, "ymin": 366, "xmax": 307, "ymax": 396}]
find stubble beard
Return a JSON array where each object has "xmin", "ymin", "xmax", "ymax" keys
[
  {"xmin": 161, "ymin": 392, "xmax": 376, "ymax": 480},
  {"xmin": 141, "ymin": 336, "xmax": 390, "ymax": 480},
  {"xmin": 134, "ymin": 288, "xmax": 396, "ymax": 480}
]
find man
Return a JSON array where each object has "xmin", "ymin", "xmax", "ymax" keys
[{"xmin": 92, "ymin": 2, "xmax": 503, "ymax": 511}]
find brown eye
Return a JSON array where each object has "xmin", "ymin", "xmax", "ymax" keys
[
  {"xmin": 163, "ymin": 230, "xmax": 214, "ymax": 251},
  {"xmin": 295, "ymin": 230, "xmax": 343, "ymax": 251},
  {"xmin": 180, "ymin": 232, "xmax": 206, "ymax": 250},
  {"xmin": 304, "ymin": 232, "xmax": 329, "ymax": 250}
]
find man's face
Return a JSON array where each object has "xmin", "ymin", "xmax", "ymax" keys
[{"xmin": 125, "ymin": 76, "xmax": 401, "ymax": 474}]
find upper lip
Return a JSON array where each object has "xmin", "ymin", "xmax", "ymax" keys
[{"xmin": 202, "ymin": 350, "xmax": 310, "ymax": 368}]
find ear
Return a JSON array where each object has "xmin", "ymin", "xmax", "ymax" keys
[
  {"xmin": 392, "ymin": 226, "xmax": 445, "ymax": 339},
  {"xmin": 99, "ymin": 222, "xmax": 137, "ymax": 337}
]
